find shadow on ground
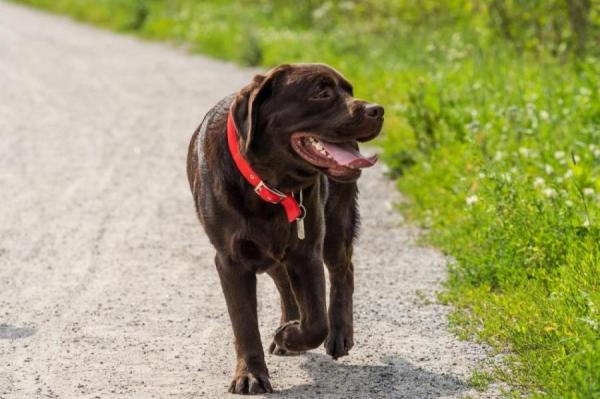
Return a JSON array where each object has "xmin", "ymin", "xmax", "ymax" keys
[
  {"xmin": 271, "ymin": 353, "xmax": 468, "ymax": 399},
  {"xmin": 0, "ymin": 324, "xmax": 36, "ymax": 340}
]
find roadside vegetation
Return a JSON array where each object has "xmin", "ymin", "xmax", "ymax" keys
[{"xmin": 14, "ymin": 0, "xmax": 600, "ymax": 397}]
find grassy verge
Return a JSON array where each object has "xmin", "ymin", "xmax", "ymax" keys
[{"xmin": 13, "ymin": 1, "xmax": 600, "ymax": 397}]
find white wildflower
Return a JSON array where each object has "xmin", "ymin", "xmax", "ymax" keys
[
  {"xmin": 554, "ymin": 151, "xmax": 565, "ymax": 159},
  {"xmin": 542, "ymin": 188, "xmax": 557, "ymax": 198},
  {"xmin": 579, "ymin": 316, "xmax": 598, "ymax": 330},
  {"xmin": 519, "ymin": 147, "xmax": 530, "ymax": 158},
  {"xmin": 339, "ymin": 1, "xmax": 356, "ymax": 11},
  {"xmin": 466, "ymin": 195, "xmax": 479, "ymax": 206},
  {"xmin": 539, "ymin": 110, "xmax": 549, "ymax": 120},
  {"xmin": 583, "ymin": 188, "xmax": 595, "ymax": 197},
  {"xmin": 545, "ymin": 164, "xmax": 554, "ymax": 175},
  {"xmin": 564, "ymin": 170, "xmax": 574, "ymax": 179},
  {"xmin": 312, "ymin": 2, "xmax": 332, "ymax": 19},
  {"xmin": 579, "ymin": 87, "xmax": 591, "ymax": 96},
  {"xmin": 466, "ymin": 120, "xmax": 480, "ymax": 131},
  {"xmin": 494, "ymin": 151, "xmax": 504, "ymax": 161},
  {"xmin": 534, "ymin": 177, "xmax": 545, "ymax": 188}
]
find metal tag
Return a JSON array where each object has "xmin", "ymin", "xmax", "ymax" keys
[
  {"xmin": 294, "ymin": 190, "xmax": 306, "ymax": 240},
  {"xmin": 296, "ymin": 217, "xmax": 305, "ymax": 240}
]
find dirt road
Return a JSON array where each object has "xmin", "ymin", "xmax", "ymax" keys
[{"xmin": 0, "ymin": 2, "xmax": 497, "ymax": 398}]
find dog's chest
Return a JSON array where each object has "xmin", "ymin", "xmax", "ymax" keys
[
  {"xmin": 236, "ymin": 217, "xmax": 292, "ymax": 272},
  {"xmin": 236, "ymin": 210, "xmax": 322, "ymax": 273}
]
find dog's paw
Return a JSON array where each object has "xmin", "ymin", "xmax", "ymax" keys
[
  {"xmin": 272, "ymin": 320, "xmax": 300, "ymax": 352},
  {"xmin": 268, "ymin": 339, "xmax": 304, "ymax": 356},
  {"xmin": 273, "ymin": 319, "xmax": 328, "ymax": 352},
  {"xmin": 324, "ymin": 325, "xmax": 354, "ymax": 360},
  {"xmin": 228, "ymin": 369, "xmax": 273, "ymax": 395}
]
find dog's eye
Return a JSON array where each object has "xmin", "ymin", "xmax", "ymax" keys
[{"xmin": 312, "ymin": 88, "xmax": 332, "ymax": 100}]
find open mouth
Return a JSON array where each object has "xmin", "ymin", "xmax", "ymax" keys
[{"xmin": 291, "ymin": 133, "xmax": 378, "ymax": 178}]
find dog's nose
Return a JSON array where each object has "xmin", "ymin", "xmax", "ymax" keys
[{"xmin": 365, "ymin": 103, "xmax": 384, "ymax": 119}]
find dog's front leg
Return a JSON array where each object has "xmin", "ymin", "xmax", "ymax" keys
[
  {"xmin": 267, "ymin": 266, "xmax": 302, "ymax": 356},
  {"xmin": 273, "ymin": 252, "xmax": 328, "ymax": 352},
  {"xmin": 322, "ymin": 180, "xmax": 358, "ymax": 360},
  {"xmin": 215, "ymin": 254, "xmax": 272, "ymax": 395},
  {"xmin": 323, "ymin": 247, "xmax": 354, "ymax": 359}
]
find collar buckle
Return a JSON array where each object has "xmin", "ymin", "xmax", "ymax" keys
[{"xmin": 254, "ymin": 180, "xmax": 287, "ymax": 204}]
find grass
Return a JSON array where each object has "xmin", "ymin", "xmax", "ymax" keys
[{"xmin": 12, "ymin": 0, "xmax": 600, "ymax": 397}]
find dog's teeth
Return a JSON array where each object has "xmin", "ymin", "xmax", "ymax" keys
[{"xmin": 307, "ymin": 137, "xmax": 332, "ymax": 158}]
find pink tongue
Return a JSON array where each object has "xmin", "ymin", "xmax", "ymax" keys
[{"xmin": 320, "ymin": 141, "xmax": 378, "ymax": 169}]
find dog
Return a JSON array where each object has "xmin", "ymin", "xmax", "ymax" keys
[{"xmin": 186, "ymin": 63, "xmax": 384, "ymax": 394}]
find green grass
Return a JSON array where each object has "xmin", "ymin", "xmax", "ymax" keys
[{"xmin": 13, "ymin": 1, "xmax": 600, "ymax": 397}]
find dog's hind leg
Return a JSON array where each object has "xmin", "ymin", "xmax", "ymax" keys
[
  {"xmin": 323, "ymin": 180, "xmax": 359, "ymax": 359},
  {"xmin": 266, "ymin": 265, "xmax": 302, "ymax": 355}
]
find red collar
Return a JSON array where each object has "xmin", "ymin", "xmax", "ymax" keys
[{"xmin": 226, "ymin": 111, "xmax": 302, "ymax": 223}]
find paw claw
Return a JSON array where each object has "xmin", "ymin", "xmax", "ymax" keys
[
  {"xmin": 325, "ymin": 328, "xmax": 353, "ymax": 359},
  {"xmin": 229, "ymin": 371, "xmax": 272, "ymax": 395}
]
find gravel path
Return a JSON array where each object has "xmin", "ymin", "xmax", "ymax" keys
[{"xmin": 0, "ymin": 2, "xmax": 498, "ymax": 398}]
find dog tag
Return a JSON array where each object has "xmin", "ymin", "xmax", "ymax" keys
[
  {"xmin": 296, "ymin": 217, "xmax": 305, "ymax": 240},
  {"xmin": 295, "ymin": 190, "xmax": 306, "ymax": 240}
]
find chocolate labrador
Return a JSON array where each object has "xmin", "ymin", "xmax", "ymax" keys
[{"xmin": 186, "ymin": 63, "xmax": 384, "ymax": 394}]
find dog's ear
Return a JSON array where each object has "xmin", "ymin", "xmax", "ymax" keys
[{"xmin": 231, "ymin": 65, "xmax": 290, "ymax": 152}]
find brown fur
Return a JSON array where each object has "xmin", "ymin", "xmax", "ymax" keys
[{"xmin": 186, "ymin": 64, "xmax": 384, "ymax": 394}]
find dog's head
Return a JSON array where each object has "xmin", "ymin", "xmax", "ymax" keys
[{"xmin": 231, "ymin": 64, "xmax": 384, "ymax": 183}]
